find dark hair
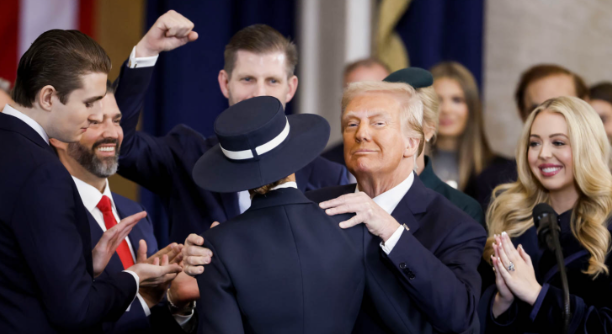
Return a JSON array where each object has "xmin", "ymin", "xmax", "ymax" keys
[
  {"xmin": 343, "ymin": 58, "xmax": 391, "ymax": 81},
  {"xmin": 106, "ymin": 80, "xmax": 115, "ymax": 95},
  {"xmin": 224, "ymin": 24, "xmax": 298, "ymax": 78},
  {"xmin": 590, "ymin": 82, "xmax": 612, "ymax": 105},
  {"xmin": 12, "ymin": 29, "xmax": 111, "ymax": 108},
  {"xmin": 514, "ymin": 64, "xmax": 588, "ymax": 120}
]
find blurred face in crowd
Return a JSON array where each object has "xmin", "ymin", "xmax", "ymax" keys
[
  {"xmin": 219, "ymin": 50, "xmax": 298, "ymax": 108},
  {"xmin": 589, "ymin": 99, "xmax": 612, "ymax": 142},
  {"xmin": 527, "ymin": 110, "xmax": 575, "ymax": 194},
  {"xmin": 523, "ymin": 74, "xmax": 576, "ymax": 118},
  {"xmin": 45, "ymin": 72, "xmax": 108, "ymax": 143},
  {"xmin": 344, "ymin": 64, "xmax": 390, "ymax": 86},
  {"xmin": 342, "ymin": 92, "xmax": 415, "ymax": 179},
  {"xmin": 434, "ymin": 78, "xmax": 469, "ymax": 139},
  {"xmin": 53, "ymin": 92, "xmax": 123, "ymax": 179}
]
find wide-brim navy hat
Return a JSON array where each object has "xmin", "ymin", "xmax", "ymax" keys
[
  {"xmin": 193, "ymin": 96, "xmax": 330, "ymax": 193},
  {"xmin": 383, "ymin": 67, "xmax": 433, "ymax": 88}
]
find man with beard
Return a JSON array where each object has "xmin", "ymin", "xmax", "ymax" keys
[{"xmin": 50, "ymin": 80, "xmax": 200, "ymax": 333}]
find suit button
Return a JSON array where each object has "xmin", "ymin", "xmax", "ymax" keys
[
  {"xmin": 399, "ymin": 262, "xmax": 407, "ymax": 269},
  {"xmin": 406, "ymin": 270, "xmax": 416, "ymax": 280}
]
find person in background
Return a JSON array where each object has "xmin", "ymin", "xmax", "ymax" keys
[
  {"xmin": 384, "ymin": 67, "xmax": 485, "ymax": 227},
  {"xmin": 589, "ymin": 82, "xmax": 612, "ymax": 142},
  {"xmin": 115, "ymin": 22, "xmax": 349, "ymax": 247},
  {"xmin": 430, "ymin": 61, "xmax": 495, "ymax": 193},
  {"xmin": 479, "ymin": 96, "xmax": 612, "ymax": 333},
  {"xmin": 50, "ymin": 80, "xmax": 200, "ymax": 333},
  {"xmin": 322, "ymin": 58, "xmax": 391, "ymax": 167},
  {"xmin": 0, "ymin": 78, "xmax": 12, "ymax": 108},
  {"xmin": 193, "ymin": 96, "xmax": 363, "ymax": 334},
  {"xmin": 473, "ymin": 64, "xmax": 589, "ymax": 210}
]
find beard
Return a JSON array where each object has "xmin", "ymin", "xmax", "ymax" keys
[{"xmin": 67, "ymin": 138, "xmax": 120, "ymax": 178}]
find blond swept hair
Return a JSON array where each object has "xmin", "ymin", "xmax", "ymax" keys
[
  {"xmin": 341, "ymin": 81, "xmax": 425, "ymax": 159},
  {"xmin": 485, "ymin": 96, "xmax": 612, "ymax": 277},
  {"xmin": 416, "ymin": 85, "xmax": 440, "ymax": 144}
]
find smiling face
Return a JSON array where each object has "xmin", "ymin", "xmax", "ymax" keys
[
  {"xmin": 219, "ymin": 50, "xmax": 298, "ymax": 108},
  {"xmin": 65, "ymin": 92, "xmax": 123, "ymax": 178},
  {"xmin": 434, "ymin": 77, "xmax": 469, "ymax": 139},
  {"xmin": 45, "ymin": 72, "xmax": 108, "ymax": 143},
  {"xmin": 527, "ymin": 110, "xmax": 575, "ymax": 193},
  {"xmin": 342, "ymin": 92, "xmax": 412, "ymax": 178}
]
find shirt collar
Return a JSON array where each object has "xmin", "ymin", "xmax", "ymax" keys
[
  {"xmin": 2, "ymin": 104, "xmax": 50, "ymax": 144},
  {"xmin": 72, "ymin": 176, "xmax": 114, "ymax": 213},
  {"xmin": 355, "ymin": 172, "xmax": 414, "ymax": 214},
  {"xmin": 271, "ymin": 181, "xmax": 298, "ymax": 191}
]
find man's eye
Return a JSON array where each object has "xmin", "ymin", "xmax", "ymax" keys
[
  {"xmin": 242, "ymin": 77, "xmax": 252, "ymax": 82},
  {"xmin": 85, "ymin": 102, "xmax": 93, "ymax": 108},
  {"xmin": 89, "ymin": 120, "xmax": 100, "ymax": 125}
]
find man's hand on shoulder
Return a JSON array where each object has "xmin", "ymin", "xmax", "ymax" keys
[{"xmin": 135, "ymin": 10, "xmax": 198, "ymax": 58}]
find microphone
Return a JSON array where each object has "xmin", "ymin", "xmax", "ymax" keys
[{"xmin": 532, "ymin": 203, "xmax": 570, "ymax": 334}]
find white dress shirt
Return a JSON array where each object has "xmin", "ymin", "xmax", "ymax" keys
[
  {"xmin": 355, "ymin": 172, "xmax": 414, "ymax": 254},
  {"xmin": 2, "ymin": 104, "xmax": 49, "ymax": 144},
  {"xmin": 239, "ymin": 181, "xmax": 298, "ymax": 213}
]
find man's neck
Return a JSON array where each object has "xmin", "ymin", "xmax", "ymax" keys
[
  {"xmin": 11, "ymin": 103, "xmax": 47, "ymax": 130},
  {"xmin": 58, "ymin": 155, "xmax": 107, "ymax": 193},
  {"xmin": 356, "ymin": 163, "xmax": 413, "ymax": 198}
]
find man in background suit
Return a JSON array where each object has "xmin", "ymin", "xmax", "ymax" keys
[
  {"xmin": 50, "ymin": 80, "xmax": 200, "ymax": 333},
  {"xmin": 114, "ymin": 21, "xmax": 348, "ymax": 247},
  {"xmin": 0, "ymin": 29, "xmax": 181, "ymax": 333}
]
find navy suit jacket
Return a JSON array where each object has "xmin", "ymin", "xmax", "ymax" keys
[
  {"xmin": 196, "ymin": 187, "xmax": 364, "ymax": 333},
  {"xmin": 113, "ymin": 62, "xmax": 349, "ymax": 244},
  {"xmin": 307, "ymin": 175, "xmax": 487, "ymax": 333},
  {"xmin": 0, "ymin": 113, "xmax": 136, "ymax": 333}
]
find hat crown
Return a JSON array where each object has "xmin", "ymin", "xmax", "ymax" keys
[
  {"xmin": 384, "ymin": 67, "xmax": 433, "ymax": 88},
  {"xmin": 214, "ymin": 96, "xmax": 288, "ymax": 158}
]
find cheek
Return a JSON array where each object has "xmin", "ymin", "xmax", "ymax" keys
[
  {"xmin": 558, "ymin": 147, "xmax": 573, "ymax": 170},
  {"xmin": 527, "ymin": 147, "xmax": 540, "ymax": 168}
]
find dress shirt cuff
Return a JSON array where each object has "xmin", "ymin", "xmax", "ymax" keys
[
  {"xmin": 380, "ymin": 225, "xmax": 405, "ymax": 254},
  {"xmin": 128, "ymin": 46, "xmax": 159, "ymax": 68},
  {"xmin": 173, "ymin": 305, "xmax": 195, "ymax": 327},
  {"xmin": 135, "ymin": 293, "xmax": 152, "ymax": 317},
  {"xmin": 123, "ymin": 269, "xmax": 140, "ymax": 296}
]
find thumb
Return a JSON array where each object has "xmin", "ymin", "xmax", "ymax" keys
[
  {"xmin": 160, "ymin": 263, "xmax": 183, "ymax": 275},
  {"xmin": 188, "ymin": 31, "xmax": 198, "ymax": 42},
  {"xmin": 211, "ymin": 221, "xmax": 220, "ymax": 228},
  {"xmin": 137, "ymin": 239, "xmax": 148, "ymax": 263}
]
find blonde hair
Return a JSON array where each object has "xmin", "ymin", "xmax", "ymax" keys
[
  {"xmin": 485, "ymin": 96, "xmax": 612, "ymax": 277},
  {"xmin": 416, "ymin": 85, "xmax": 440, "ymax": 145},
  {"xmin": 341, "ymin": 81, "xmax": 425, "ymax": 158},
  {"xmin": 431, "ymin": 62, "xmax": 494, "ymax": 190}
]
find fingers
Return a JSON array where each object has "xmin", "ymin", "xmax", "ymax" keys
[
  {"xmin": 319, "ymin": 194, "xmax": 348, "ymax": 210},
  {"xmin": 210, "ymin": 221, "xmax": 220, "ymax": 229},
  {"xmin": 339, "ymin": 214, "xmax": 364, "ymax": 229},
  {"xmin": 137, "ymin": 239, "xmax": 148, "ymax": 263},
  {"xmin": 185, "ymin": 233, "xmax": 204, "ymax": 247},
  {"xmin": 500, "ymin": 232, "xmax": 519, "ymax": 260},
  {"xmin": 184, "ymin": 243, "xmax": 212, "ymax": 258},
  {"xmin": 494, "ymin": 252, "xmax": 513, "ymax": 282},
  {"xmin": 161, "ymin": 254, "xmax": 169, "ymax": 266},
  {"xmin": 494, "ymin": 236, "xmax": 511, "ymax": 269},
  {"xmin": 518, "ymin": 244, "xmax": 532, "ymax": 265},
  {"xmin": 160, "ymin": 263, "xmax": 183, "ymax": 276},
  {"xmin": 162, "ymin": 10, "xmax": 195, "ymax": 38},
  {"xmin": 184, "ymin": 264, "xmax": 205, "ymax": 276},
  {"xmin": 188, "ymin": 31, "xmax": 199, "ymax": 42}
]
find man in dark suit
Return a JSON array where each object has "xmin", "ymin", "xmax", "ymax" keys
[
  {"xmin": 0, "ymin": 29, "xmax": 181, "ymax": 333},
  {"xmin": 115, "ymin": 22, "xmax": 348, "ymax": 246},
  {"xmin": 192, "ymin": 96, "xmax": 363, "ymax": 333},
  {"xmin": 50, "ymin": 81, "xmax": 200, "ymax": 333},
  {"xmin": 311, "ymin": 80, "xmax": 486, "ymax": 333}
]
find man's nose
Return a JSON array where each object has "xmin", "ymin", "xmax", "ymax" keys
[{"xmin": 355, "ymin": 123, "xmax": 370, "ymax": 142}]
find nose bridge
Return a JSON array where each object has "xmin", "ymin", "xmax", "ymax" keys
[
  {"xmin": 355, "ymin": 120, "xmax": 370, "ymax": 140},
  {"xmin": 539, "ymin": 140, "xmax": 552, "ymax": 158},
  {"xmin": 102, "ymin": 119, "xmax": 119, "ymax": 138},
  {"xmin": 255, "ymin": 80, "xmax": 267, "ymax": 97}
]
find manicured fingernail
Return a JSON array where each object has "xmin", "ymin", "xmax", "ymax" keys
[{"xmin": 501, "ymin": 231, "xmax": 507, "ymax": 237}]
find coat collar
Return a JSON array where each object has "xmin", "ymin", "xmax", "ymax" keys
[
  {"xmin": 390, "ymin": 174, "xmax": 433, "ymax": 234},
  {"xmin": 0, "ymin": 112, "xmax": 55, "ymax": 154},
  {"xmin": 248, "ymin": 187, "xmax": 313, "ymax": 211},
  {"xmin": 418, "ymin": 155, "xmax": 445, "ymax": 191}
]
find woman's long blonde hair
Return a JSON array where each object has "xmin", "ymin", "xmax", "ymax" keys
[
  {"xmin": 431, "ymin": 62, "xmax": 494, "ymax": 190},
  {"xmin": 485, "ymin": 96, "xmax": 612, "ymax": 277}
]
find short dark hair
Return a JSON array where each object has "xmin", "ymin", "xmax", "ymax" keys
[
  {"xmin": 224, "ymin": 24, "xmax": 298, "ymax": 78},
  {"xmin": 343, "ymin": 58, "xmax": 390, "ymax": 80},
  {"xmin": 514, "ymin": 64, "xmax": 588, "ymax": 119},
  {"xmin": 12, "ymin": 29, "xmax": 111, "ymax": 108},
  {"xmin": 106, "ymin": 80, "xmax": 115, "ymax": 95},
  {"xmin": 590, "ymin": 82, "xmax": 612, "ymax": 105}
]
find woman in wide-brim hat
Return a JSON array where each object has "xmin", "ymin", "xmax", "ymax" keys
[{"xmin": 192, "ymin": 96, "xmax": 364, "ymax": 334}]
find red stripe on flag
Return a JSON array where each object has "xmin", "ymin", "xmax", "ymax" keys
[
  {"xmin": 0, "ymin": 0, "xmax": 19, "ymax": 84},
  {"xmin": 79, "ymin": 0, "xmax": 97, "ymax": 39}
]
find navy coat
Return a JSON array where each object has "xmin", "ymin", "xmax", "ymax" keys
[
  {"xmin": 0, "ymin": 113, "xmax": 136, "ymax": 333},
  {"xmin": 307, "ymin": 175, "xmax": 487, "ymax": 333},
  {"xmin": 479, "ymin": 210, "xmax": 612, "ymax": 333},
  {"xmin": 196, "ymin": 187, "xmax": 364, "ymax": 334},
  {"xmin": 89, "ymin": 192, "xmax": 190, "ymax": 333},
  {"xmin": 114, "ymin": 63, "xmax": 349, "ymax": 244}
]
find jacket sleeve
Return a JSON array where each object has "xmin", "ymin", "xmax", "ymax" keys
[
  {"xmin": 384, "ymin": 221, "xmax": 486, "ymax": 333},
  {"xmin": 196, "ymin": 239, "xmax": 244, "ymax": 334},
  {"xmin": 12, "ymin": 162, "xmax": 137, "ymax": 330}
]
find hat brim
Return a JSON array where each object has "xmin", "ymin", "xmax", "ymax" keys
[{"xmin": 192, "ymin": 114, "xmax": 330, "ymax": 193}]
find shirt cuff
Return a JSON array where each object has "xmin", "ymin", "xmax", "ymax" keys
[
  {"xmin": 135, "ymin": 293, "xmax": 152, "ymax": 316},
  {"xmin": 123, "ymin": 269, "xmax": 140, "ymax": 295},
  {"xmin": 380, "ymin": 225, "xmax": 405, "ymax": 254},
  {"xmin": 128, "ymin": 46, "xmax": 159, "ymax": 68},
  {"xmin": 173, "ymin": 303, "xmax": 195, "ymax": 327}
]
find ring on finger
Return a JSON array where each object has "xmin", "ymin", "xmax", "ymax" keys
[{"xmin": 507, "ymin": 262, "xmax": 515, "ymax": 272}]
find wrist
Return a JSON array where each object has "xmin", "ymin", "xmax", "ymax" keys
[
  {"xmin": 380, "ymin": 221, "xmax": 401, "ymax": 242},
  {"xmin": 525, "ymin": 284, "xmax": 542, "ymax": 306},
  {"xmin": 492, "ymin": 292, "xmax": 514, "ymax": 318},
  {"xmin": 167, "ymin": 288, "xmax": 195, "ymax": 315},
  {"xmin": 135, "ymin": 40, "xmax": 160, "ymax": 58}
]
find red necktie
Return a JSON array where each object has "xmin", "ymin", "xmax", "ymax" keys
[{"xmin": 97, "ymin": 195, "xmax": 135, "ymax": 269}]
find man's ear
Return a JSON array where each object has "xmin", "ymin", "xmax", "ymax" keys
[
  {"xmin": 285, "ymin": 75, "xmax": 298, "ymax": 104},
  {"xmin": 403, "ymin": 136, "xmax": 420, "ymax": 159},
  {"xmin": 218, "ymin": 70, "xmax": 230, "ymax": 99},
  {"xmin": 38, "ymin": 85, "xmax": 56, "ymax": 111}
]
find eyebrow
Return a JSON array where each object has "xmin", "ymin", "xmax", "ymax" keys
[
  {"xmin": 530, "ymin": 133, "xmax": 568, "ymax": 138},
  {"xmin": 343, "ymin": 110, "xmax": 390, "ymax": 120},
  {"xmin": 83, "ymin": 95, "xmax": 105, "ymax": 104}
]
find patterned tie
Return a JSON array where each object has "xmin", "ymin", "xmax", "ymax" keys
[{"xmin": 96, "ymin": 195, "xmax": 134, "ymax": 269}]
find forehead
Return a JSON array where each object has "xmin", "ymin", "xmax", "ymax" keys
[
  {"xmin": 66, "ymin": 72, "xmax": 107, "ymax": 99},
  {"xmin": 434, "ymin": 77, "xmax": 463, "ymax": 94},
  {"xmin": 232, "ymin": 50, "xmax": 288, "ymax": 77},
  {"xmin": 531, "ymin": 110, "xmax": 568, "ymax": 134},
  {"xmin": 344, "ymin": 91, "xmax": 402, "ymax": 117},
  {"xmin": 345, "ymin": 65, "xmax": 389, "ymax": 85},
  {"xmin": 99, "ymin": 93, "xmax": 121, "ymax": 116},
  {"xmin": 525, "ymin": 74, "xmax": 576, "ymax": 104}
]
